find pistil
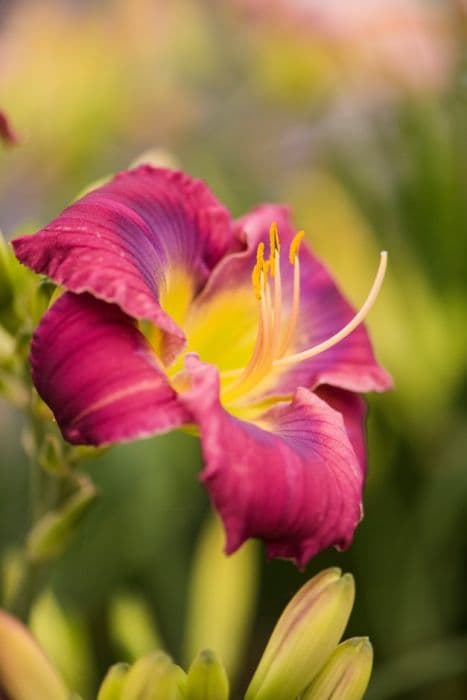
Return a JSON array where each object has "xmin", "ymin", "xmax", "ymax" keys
[{"xmin": 273, "ymin": 251, "xmax": 387, "ymax": 368}]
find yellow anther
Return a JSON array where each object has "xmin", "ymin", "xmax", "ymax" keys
[
  {"xmin": 252, "ymin": 242, "xmax": 265, "ymax": 300},
  {"xmin": 268, "ymin": 222, "xmax": 281, "ymax": 277},
  {"xmin": 269, "ymin": 221, "xmax": 280, "ymax": 254},
  {"xmin": 252, "ymin": 268, "xmax": 261, "ymax": 300},
  {"xmin": 257, "ymin": 241, "xmax": 265, "ymax": 265},
  {"xmin": 289, "ymin": 230, "xmax": 305, "ymax": 265}
]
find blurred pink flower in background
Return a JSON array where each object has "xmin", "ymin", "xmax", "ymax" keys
[{"xmin": 235, "ymin": 0, "xmax": 457, "ymax": 95}]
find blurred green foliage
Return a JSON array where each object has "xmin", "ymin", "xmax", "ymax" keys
[{"xmin": 0, "ymin": 1, "xmax": 466, "ymax": 698}]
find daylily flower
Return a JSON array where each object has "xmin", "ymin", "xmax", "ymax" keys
[{"xmin": 12, "ymin": 166, "xmax": 392, "ymax": 566}]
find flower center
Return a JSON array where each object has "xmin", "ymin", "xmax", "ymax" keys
[{"xmin": 220, "ymin": 223, "xmax": 387, "ymax": 406}]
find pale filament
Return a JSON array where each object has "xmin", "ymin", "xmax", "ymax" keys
[
  {"xmin": 222, "ymin": 270, "xmax": 274, "ymax": 402},
  {"xmin": 252, "ymin": 272, "xmax": 273, "ymax": 376},
  {"xmin": 272, "ymin": 251, "xmax": 282, "ymax": 358},
  {"xmin": 278, "ymin": 254, "xmax": 300, "ymax": 358}
]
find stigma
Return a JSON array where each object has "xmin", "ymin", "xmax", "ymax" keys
[{"xmin": 222, "ymin": 223, "xmax": 387, "ymax": 404}]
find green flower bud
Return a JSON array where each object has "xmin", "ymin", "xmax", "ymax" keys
[
  {"xmin": 302, "ymin": 638, "xmax": 373, "ymax": 700},
  {"xmin": 121, "ymin": 651, "xmax": 187, "ymax": 700},
  {"xmin": 0, "ymin": 609, "xmax": 69, "ymax": 700},
  {"xmin": 245, "ymin": 568, "xmax": 355, "ymax": 700},
  {"xmin": 97, "ymin": 663, "xmax": 130, "ymax": 700},
  {"xmin": 186, "ymin": 650, "xmax": 229, "ymax": 700}
]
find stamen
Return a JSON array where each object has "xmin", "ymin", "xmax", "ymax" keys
[
  {"xmin": 223, "ymin": 227, "xmax": 387, "ymax": 407},
  {"xmin": 273, "ymin": 251, "xmax": 388, "ymax": 368},
  {"xmin": 278, "ymin": 255, "xmax": 301, "ymax": 357},
  {"xmin": 263, "ymin": 271, "xmax": 274, "ymax": 340},
  {"xmin": 268, "ymin": 222, "xmax": 280, "ymax": 277},
  {"xmin": 252, "ymin": 242, "xmax": 265, "ymax": 300},
  {"xmin": 289, "ymin": 230, "xmax": 304, "ymax": 264},
  {"xmin": 223, "ymin": 269, "xmax": 272, "ymax": 401},
  {"xmin": 271, "ymin": 242, "xmax": 282, "ymax": 356},
  {"xmin": 248, "ymin": 274, "xmax": 271, "ymax": 380},
  {"xmin": 277, "ymin": 231, "xmax": 305, "ymax": 356}
]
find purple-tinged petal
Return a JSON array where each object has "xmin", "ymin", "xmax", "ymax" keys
[
  {"xmin": 180, "ymin": 356, "xmax": 364, "ymax": 568},
  {"xmin": 0, "ymin": 110, "xmax": 18, "ymax": 146},
  {"xmin": 190, "ymin": 204, "xmax": 292, "ymax": 306},
  {"xmin": 13, "ymin": 167, "xmax": 232, "ymax": 362},
  {"xmin": 31, "ymin": 293, "xmax": 190, "ymax": 446},
  {"xmin": 316, "ymin": 386, "xmax": 367, "ymax": 475}
]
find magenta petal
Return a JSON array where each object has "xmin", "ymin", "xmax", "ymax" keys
[
  {"xmin": 239, "ymin": 205, "xmax": 392, "ymax": 394},
  {"xmin": 316, "ymin": 385, "xmax": 367, "ymax": 475},
  {"xmin": 31, "ymin": 293, "xmax": 190, "ymax": 445},
  {"xmin": 13, "ymin": 167, "xmax": 232, "ymax": 361},
  {"xmin": 181, "ymin": 356, "xmax": 364, "ymax": 568}
]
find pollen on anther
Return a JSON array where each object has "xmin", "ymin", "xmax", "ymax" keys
[
  {"xmin": 257, "ymin": 241, "xmax": 265, "ymax": 265},
  {"xmin": 268, "ymin": 222, "xmax": 281, "ymax": 277},
  {"xmin": 289, "ymin": 230, "xmax": 305, "ymax": 265},
  {"xmin": 269, "ymin": 222, "xmax": 280, "ymax": 253},
  {"xmin": 252, "ymin": 242, "xmax": 265, "ymax": 300}
]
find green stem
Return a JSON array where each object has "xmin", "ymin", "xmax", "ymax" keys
[{"xmin": 8, "ymin": 396, "xmax": 48, "ymax": 621}]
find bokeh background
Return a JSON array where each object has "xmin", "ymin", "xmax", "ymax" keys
[{"xmin": 1, "ymin": 0, "xmax": 466, "ymax": 698}]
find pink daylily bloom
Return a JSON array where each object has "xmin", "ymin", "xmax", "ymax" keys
[{"xmin": 13, "ymin": 166, "xmax": 392, "ymax": 566}]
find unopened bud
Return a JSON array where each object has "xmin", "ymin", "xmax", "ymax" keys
[
  {"xmin": 302, "ymin": 637, "xmax": 373, "ymax": 700},
  {"xmin": 97, "ymin": 663, "xmax": 130, "ymax": 700},
  {"xmin": 186, "ymin": 650, "xmax": 229, "ymax": 700},
  {"xmin": 121, "ymin": 651, "xmax": 186, "ymax": 700},
  {"xmin": 245, "ymin": 569, "xmax": 355, "ymax": 700}
]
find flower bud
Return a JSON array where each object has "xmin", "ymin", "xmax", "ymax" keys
[
  {"xmin": 186, "ymin": 650, "xmax": 229, "ymax": 700},
  {"xmin": 0, "ymin": 609, "xmax": 69, "ymax": 700},
  {"xmin": 245, "ymin": 568, "xmax": 355, "ymax": 700},
  {"xmin": 97, "ymin": 663, "xmax": 130, "ymax": 700},
  {"xmin": 121, "ymin": 651, "xmax": 186, "ymax": 700},
  {"xmin": 302, "ymin": 638, "xmax": 373, "ymax": 700}
]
